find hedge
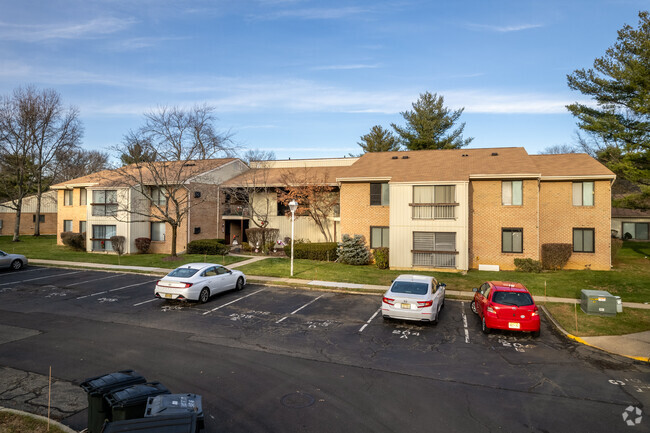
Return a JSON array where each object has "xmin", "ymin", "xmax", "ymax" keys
[
  {"xmin": 135, "ymin": 237, "xmax": 151, "ymax": 254},
  {"xmin": 60, "ymin": 232, "xmax": 85, "ymax": 251},
  {"xmin": 514, "ymin": 258, "xmax": 542, "ymax": 273},
  {"xmin": 541, "ymin": 243, "xmax": 572, "ymax": 270},
  {"xmin": 374, "ymin": 247, "xmax": 389, "ymax": 269},
  {"xmin": 283, "ymin": 242, "xmax": 338, "ymax": 261},
  {"xmin": 187, "ymin": 239, "xmax": 230, "ymax": 255}
]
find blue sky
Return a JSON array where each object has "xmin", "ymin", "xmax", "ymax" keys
[{"xmin": 0, "ymin": 1, "xmax": 646, "ymax": 160}]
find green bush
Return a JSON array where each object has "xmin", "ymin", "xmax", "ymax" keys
[
  {"xmin": 337, "ymin": 234, "xmax": 370, "ymax": 265},
  {"xmin": 187, "ymin": 239, "xmax": 230, "ymax": 255},
  {"xmin": 135, "ymin": 237, "xmax": 151, "ymax": 254},
  {"xmin": 541, "ymin": 243, "xmax": 572, "ymax": 270},
  {"xmin": 283, "ymin": 242, "xmax": 338, "ymax": 261},
  {"xmin": 374, "ymin": 247, "xmax": 389, "ymax": 269},
  {"xmin": 611, "ymin": 238, "xmax": 623, "ymax": 262},
  {"xmin": 514, "ymin": 258, "xmax": 542, "ymax": 273},
  {"xmin": 241, "ymin": 242, "xmax": 252, "ymax": 252},
  {"xmin": 60, "ymin": 232, "xmax": 85, "ymax": 251},
  {"xmin": 246, "ymin": 228, "xmax": 280, "ymax": 254}
]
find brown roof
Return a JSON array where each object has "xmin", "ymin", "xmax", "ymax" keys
[
  {"xmin": 612, "ymin": 207, "xmax": 650, "ymax": 218},
  {"xmin": 530, "ymin": 154, "xmax": 615, "ymax": 178},
  {"xmin": 51, "ymin": 159, "xmax": 238, "ymax": 189},
  {"xmin": 222, "ymin": 165, "xmax": 352, "ymax": 187}
]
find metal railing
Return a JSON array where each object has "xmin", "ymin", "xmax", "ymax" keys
[
  {"xmin": 412, "ymin": 203, "xmax": 456, "ymax": 220},
  {"xmin": 412, "ymin": 251, "xmax": 457, "ymax": 268},
  {"xmin": 221, "ymin": 204, "xmax": 251, "ymax": 217}
]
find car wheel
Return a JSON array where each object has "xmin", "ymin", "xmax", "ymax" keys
[
  {"xmin": 470, "ymin": 300, "xmax": 477, "ymax": 314},
  {"xmin": 481, "ymin": 317, "xmax": 491, "ymax": 334},
  {"xmin": 532, "ymin": 330, "xmax": 540, "ymax": 338},
  {"xmin": 199, "ymin": 288, "xmax": 210, "ymax": 303},
  {"xmin": 236, "ymin": 277, "xmax": 244, "ymax": 291},
  {"xmin": 11, "ymin": 260, "xmax": 22, "ymax": 271}
]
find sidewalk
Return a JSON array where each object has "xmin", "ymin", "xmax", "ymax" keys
[{"xmin": 28, "ymin": 257, "xmax": 650, "ymax": 362}]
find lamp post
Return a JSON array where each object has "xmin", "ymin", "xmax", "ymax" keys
[{"xmin": 289, "ymin": 199, "xmax": 298, "ymax": 277}]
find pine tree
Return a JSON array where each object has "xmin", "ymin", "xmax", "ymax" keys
[
  {"xmin": 337, "ymin": 234, "xmax": 370, "ymax": 265},
  {"xmin": 357, "ymin": 125, "xmax": 401, "ymax": 153}
]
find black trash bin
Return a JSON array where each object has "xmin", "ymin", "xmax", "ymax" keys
[
  {"xmin": 145, "ymin": 393, "xmax": 204, "ymax": 431},
  {"xmin": 105, "ymin": 382, "xmax": 170, "ymax": 422},
  {"xmin": 101, "ymin": 413, "xmax": 197, "ymax": 433},
  {"xmin": 80, "ymin": 370, "xmax": 147, "ymax": 433}
]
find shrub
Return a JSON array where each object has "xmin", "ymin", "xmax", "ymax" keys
[
  {"xmin": 611, "ymin": 238, "xmax": 623, "ymax": 262},
  {"xmin": 283, "ymin": 242, "xmax": 338, "ymax": 261},
  {"xmin": 337, "ymin": 234, "xmax": 370, "ymax": 265},
  {"xmin": 187, "ymin": 239, "xmax": 230, "ymax": 255},
  {"xmin": 541, "ymin": 243, "xmax": 572, "ymax": 270},
  {"xmin": 374, "ymin": 247, "xmax": 389, "ymax": 269},
  {"xmin": 245, "ymin": 228, "xmax": 280, "ymax": 254},
  {"xmin": 60, "ymin": 232, "xmax": 85, "ymax": 251},
  {"xmin": 110, "ymin": 236, "xmax": 126, "ymax": 256},
  {"xmin": 135, "ymin": 237, "xmax": 151, "ymax": 254},
  {"xmin": 514, "ymin": 258, "xmax": 542, "ymax": 273}
]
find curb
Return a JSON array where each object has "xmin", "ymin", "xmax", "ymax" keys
[
  {"xmin": 540, "ymin": 305, "xmax": 649, "ymax": 363},
  {"xmin": 0, "ymin": 406, "xmax": 78, "ymax": 433}
]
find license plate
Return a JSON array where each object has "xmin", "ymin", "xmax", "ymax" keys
[
  {"xmin": 165, "ymin": 293, "xmax": 172, "ymax": 299},
  {"xmin": 508, "ymin": 322, "xmax": 520, "ymax": 329},
  {"xmin": 401, "ymin": 303, "xmax": 411, "ymax": 309}
]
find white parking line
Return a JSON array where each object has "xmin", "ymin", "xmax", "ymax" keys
[
  {"xmin": 202, "ymin": 289, "xmax": 265, "ymax": 315},
  {"xmin": 461, "ymin": 302, "xmax": 470, "ymax": 344},
  {"xmin": 133, "ymin": 298, "xmax": 158, "ymax": 307},
  {"xmin": 76, "ymin": 280, "xmax": 155, "ymax": 299},
  {"xmin": 359, "ymin": 308, "xmax": 381, "ymax": 332},
  {"xmin": 0, "ymin": 270, "xmax": 81, "ymax": 286},
  {"xmin": 67, "ymin": 274, "xmax": 122, "ymax": 287},
  {"xmin": 5, "ymin": 267, "xmax": 46, "ymax": 274},
  {"xmin": 276, "ymin": 294, "xmax": 325, "ymax": 323}
]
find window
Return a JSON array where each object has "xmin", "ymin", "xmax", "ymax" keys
[
  {"xmin": 573, "ymin": 182, "xmax": 594, "ymax": 206},
  {"xmin": 80, "ymin": 221, "xmax": 87, "ymax": 233},
  {"xmin": 412, "ymin": 231, "xmax": 457, "ymax": 268},
  {"xmin": 370, "ymin": 226, "xmax": 389, "ymax": 248},
  {"xmin": 92, "ymin": 190, "xmax": 118, "ymax": 217},
  {"xmin": 151, "ymin": 187, "xmax": 167, "ymax": 206},
  {"xmin": 502, "ymin": 181, "xmax": 523, "ymax": 206},
  {"xmin": 622, "ymin": 222, "xmax": 649, "ymax": 240},
  {"xmin": 64, "ymin": 190, "xmax": 73, "ymax": 206},
  {"xmin": 91, "ymin": 225, "xmax": 116, "ymax": 251},
  {"xmin": 502, "ymin": 228, "xmax": 523, "ymax": 253},
  {"xmin": 573, "ymin": 228, "xmax": 595, "ymax": 253},
  {"xmin": 151, "ymin": 222, "xmax": 165, "ymax": 242},
  {"xmin": 32, "ymin": 214, "xmax": 45, "ymax": 223},
  {"xmin": 370, "ymin": 183, "xmax": 389, "ymax": 206},
  {"xmin": 80, "ymin": 188, "xmax": 87, "ymax": 205},
  {"xmin": 412, "ymin": 185, "xmax": 456, "ymax": 219},
  {"xmin": 63, "ymin": 220, "xmax": 73, "ymax": 232}
]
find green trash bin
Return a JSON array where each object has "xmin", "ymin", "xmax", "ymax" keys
[
  {"xmin": 105, "ymin": 382, "xmax": 170, "ymax": 422},
  {"xmin": 101, "ymin": 413, "xmax": 198, "ymax": 433},
  {"xmin": 80, "ymin": 370, "xmax": 146, "ymax": 433}
]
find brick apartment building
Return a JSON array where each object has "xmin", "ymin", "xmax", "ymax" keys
[{"xmin": 0, "ymin": 191, "xmax": 58, "ymax": 236}]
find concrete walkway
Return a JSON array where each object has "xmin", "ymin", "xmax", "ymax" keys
[{"xmin": 27, "ymin": 257, "xmax": 650, "ymax": 362}]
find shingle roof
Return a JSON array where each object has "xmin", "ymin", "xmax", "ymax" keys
[
  {"xmin": 51, "ymin": 158, "xmax": 238, "ymax": 189},
  {"xmin": 530, "ymin": 154, "xmax": 615, "ymax": 178},
  {"xmin": 222, "ymin": 165, "xmax": 352, "ymax": 187},
  {"xmin": 612, "ymin": 207, "xmax": 650, "ymax": 218}
]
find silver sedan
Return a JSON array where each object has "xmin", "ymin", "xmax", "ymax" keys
[
  {"xmin": 381, "ymin": 274, "xmax": 445, "ymax": 324},
  {"xmin": 0, "ymin": 250, "xmax": 28, "ymax": 271},
  {"xmin": 155, "ymin": 263, "xmax": 246, "ymax": 303}
]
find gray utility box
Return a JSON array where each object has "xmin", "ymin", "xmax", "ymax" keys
[{"xmin": 581, "ymin": 290, "xmax": 618, "ymax": 316}]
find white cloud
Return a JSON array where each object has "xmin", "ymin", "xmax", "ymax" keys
[
  {"xmin": 252, "ymin": 6, "xmax": 368, "ymax": 20},
  {"xmin": 466, "ymin": 23, "xmax": 543, "ymax": 33},
  {"xmin": 108, "ymin": 36, "xmax": 189, "ymax": 51},
  {"xmin": 0, "ymin": 17, "xmax": 136, "ymax": 42},
  {"xmin": 311, "ymin": 64, "xmax": 380, "ymax": 71}
]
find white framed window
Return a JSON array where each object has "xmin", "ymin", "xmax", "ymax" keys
[
  {"xmin": 151, "ymin": 187, "xmax": 167, "ymax": 206},
  {"xmin": 91, "ymin": 225, "xmax": 116, "ymax": 251},
  {"xmin": 502, "ymin": 181, "xmax": 523, "ymax": 206},
  {"xmin": 412, "ymin": 185, "xmax": 456, "ymax": 219},
  {"xmin": 573, "ymin": 182, "xmax": 594, "ymax": 206},
  {"xmin": 80, "ymin": 188, "xmax": 87, "ymax": 205},
  {"xmin": 151, "ymin": 222, "xmax": 166, "ymax": 242},
  {"xmin": 80, "ymin": 221, "xmax": 87, "ymax": 233},
  {"xmin": 412, "ymin": 231, "xmax": 457, "ymax": 268},
  {"xmin": 370, "ymin": 226, "xmax": 389, "ymax": 248},
  {"xmin": 92, "ymin": 190, "xmax": 118, "ymax": 217},
  {"xmin": 64, "ymin": 190, "xmax": 73, "ymax": 206},
  {"xmin": 63, "ymin": 220, "xmax": 73, "ymax": 232}
]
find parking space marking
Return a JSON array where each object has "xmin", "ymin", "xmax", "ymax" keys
[
  {"xmin": 76, "ymin": 280, "xmax": 155, "ymax": 299},
  {"xmin": 0, "ymin": 270, "xmax": 82, "ymax": 286},
  {"xmin": 202, "ymin": 289, "xmax": 265, "ymax": 315},
  {"xmin": 359, "ymin": 308, "xmax": 381, "ymax": 332},
  {"xmin": 133, "ymin": 299, "xmax": 158, "ymax": 306},
  {"xmin": 461, "ymin": 302, "xmax": 470, "ymax": 343},
  {"xmin": 67, "ymin": 274, "xmax": 122, "ymax": 287},
  {"xmin": 276, "ymin": 294, "xmax": 325, "ymax": 323},
  {"xmin": 7, "ymin": 267, "xmax": 47, "ymax": 274}
]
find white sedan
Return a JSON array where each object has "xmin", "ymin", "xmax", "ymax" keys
[
  {"xmin": 155, "ymin": 263, "xmax": 246, "ymax": 303},
  {"xmin": 381, "ymin": 274, "xmax": 445, "ymax": 324}
]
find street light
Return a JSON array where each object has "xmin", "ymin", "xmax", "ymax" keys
[{"xmin": 289, "ymin": 199, "xmax": 298, "ymax": 277}]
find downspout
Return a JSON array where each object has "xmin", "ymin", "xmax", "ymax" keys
[
  {"xmin": 186, "ymin": 186, "xmax": 191, "ymax": 253},
  {"xmin": 537, "ymin": 179, "xmax": 540, "ymax": 261}
]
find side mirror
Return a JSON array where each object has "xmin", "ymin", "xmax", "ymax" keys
[{"xmin": 472, "ymin": 288, "xmax": 478, "ymax": 292}]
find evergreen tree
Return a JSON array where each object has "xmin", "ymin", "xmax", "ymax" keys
[
  {"xmin": 566, "ymin": 11, "xmax": 650, "ymax": 207},
  {"xmin": 337, "ymin": 234, "xmax": 370, "ymax": 265},
  {"xmin": 391, "ymin": 92, "xmax": 473, "ymax": 150},
  {"xmin": 357, "ymin": 125, "xmax": 400, "ymax": 153}
]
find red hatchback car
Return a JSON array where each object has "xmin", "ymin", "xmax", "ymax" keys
[{"xmin": 471, "ymin": 281, "xmax": 540, "ymax": 337}]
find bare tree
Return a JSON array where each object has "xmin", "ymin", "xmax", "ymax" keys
[
  {"xmin": 112, "ymin": 105, "xmax": 235, "ymax": 256},
  {"xmin": 54, "ymin": 148, "xmax": 110, "ymax": 182},
  {"xmin": 538, "ymin": 144, "xmax": 578, "ymax": 155}
]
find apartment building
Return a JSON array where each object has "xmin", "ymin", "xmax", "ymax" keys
[{"xmin": 0, "ymin": 191, "xmax": 58, "ymax": 236}]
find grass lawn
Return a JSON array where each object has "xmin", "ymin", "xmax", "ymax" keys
[
  {"xmin": 544, "ymin": 303, "xmax": 650, "ymax": 337},
  {"xmin": 238, "ymin": 241, "xmax": 650, "ymax": 303},
  {"xmin": 0, "ymin": 235, "xmax": 246, "ymax": 269},
  {"xmin": 0, "ymin": 411, "xmax": 68, "ymax": 433}
]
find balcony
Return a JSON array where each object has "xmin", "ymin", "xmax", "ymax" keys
[
  {"xmin": 411, "ymin": 203, "xmax": 457, "ymax": 220},
  {"xmin": 222, "ymin": 204, "xmax": 251, "ymax": 217},
  {"xmin": 412, "ymin": 251, "xmax": 457, "ymax": 268}
]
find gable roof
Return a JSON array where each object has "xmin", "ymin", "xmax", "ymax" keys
[
  {"xmin": 530, "ymin": 154, "xmax": 615, "ymax": 179},
  {"xmin": 51, "ymin": 158, "xmax": 238, "ymax": 189},
  {"xmin": 612, "ymin": 207, "xmax": 650, "ymax": 218}
]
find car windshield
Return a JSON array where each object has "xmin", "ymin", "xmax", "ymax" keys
[
  {"xmin": 492, "ymin": 291, "xmax": 534, "ymax": 307},
  {"xmin": 391, "ymin": 281, "xmax": 429, "ymax": 295},
  {"xmin": 167, "ymin": 268, "xmax": 199, "ymax": 278}
]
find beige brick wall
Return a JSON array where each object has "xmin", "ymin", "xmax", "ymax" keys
[
  {"xmin": 340, "ymin": 182, "xmax": 389, "ymax": 246},
  {"xmin": 469, "ymin": 180, "xmax": 540, "ymax": 270},
  {"xmin": 56, "ymin": 188, "xmax": 88, "ymax": 245},
  {"xmin": 0, "ymin": 212, "xmax": 57, "ymax": 236},
  {"xmin": 539, "ymin": 180, "xmax": 611, "ymax": 270}
]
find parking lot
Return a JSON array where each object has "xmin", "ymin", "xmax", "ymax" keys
[{"xmin": 1, "ymin": 266, "xmax": 649, "ymax": 432}]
